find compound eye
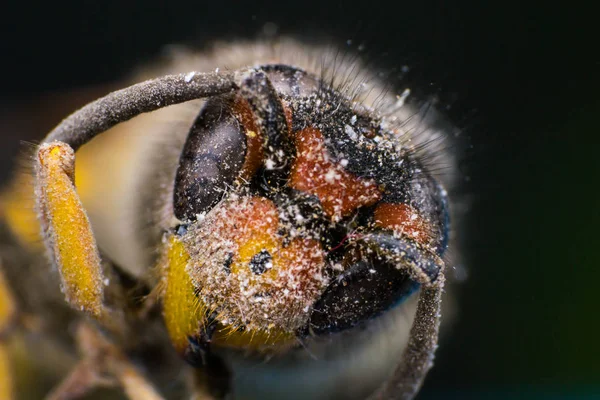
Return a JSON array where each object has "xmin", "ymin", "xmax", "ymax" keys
[
  {"xmin": 174, "ymin": 96, "xmax": 261, "ymax": 221},
  {"xmin": 306, "ymin": 254, "xmax": 419, "ymax": 335}
]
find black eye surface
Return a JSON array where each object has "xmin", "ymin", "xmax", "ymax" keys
[
  {"xmin": 174, "ymin": 96, "xmax": 247, "ymax": 221},
  {"xmin": 305, "ymin": 258, "xmax": 419, "ymax": 335}
]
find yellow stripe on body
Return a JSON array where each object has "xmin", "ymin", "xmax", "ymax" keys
[
  {"xmin": 162, "ymin": 235, "xmax": 206, "ymax": 353},
  {"xmin": 36, "ymin": 142, "xmax": 104, "ymax": 318}
]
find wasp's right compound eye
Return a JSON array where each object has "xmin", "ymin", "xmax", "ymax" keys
[{"xmin": 174, "ymin": 95, "xmax": 262, "ymax": 221}]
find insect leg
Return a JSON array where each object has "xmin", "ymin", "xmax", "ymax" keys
[
  {"xmin": 368, "ymin": 281, "xmax": 444, "ymax": 400},
  {"xmin": 35, "ymin": 142, "xmax": 107, "ymax": 321},
  {"xmin": 46, "ymin": 322, "xmax": 165, "ymax": 400},
  {"xmin": 34, "ymin": 72, "xmax": 236, "ymax": 327},
  {"xmin": 43, "ymin": 71, "xmax": 235, "ymax": 150},
  {"xmin": 359, "ymin": 232, "xmax": 444, "ymax": 284}
]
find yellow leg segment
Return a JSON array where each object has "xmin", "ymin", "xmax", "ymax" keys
[{"xmin": 35, "ymin": 142, "xmax": 105, "ymax": 319}]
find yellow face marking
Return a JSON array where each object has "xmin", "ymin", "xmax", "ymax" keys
[
  {"xmin": 206, "ymin": 230, "xmax": 304, "ymax": 350},
  {"xmin": 162, "ymin": 235, "xmax": 206, "ymax": 353},
  {"xmin": 208, "ymin": 222, "xmax": 295, "ymax": 349},
  {"xmin": 163, "ymin": 233, "xmax": 297, "ymax": 353},
  {"xmin": 231, "ymin": 233, "xmax": 279, "ymax": 281},
  {"xmin": 36, "ymin": 142, "xmax": 104, "ymax": 318}
]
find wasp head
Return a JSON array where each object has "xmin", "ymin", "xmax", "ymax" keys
[{"xmin": 169, "ymin": 64, "xmax": 449, "ymax": 354}]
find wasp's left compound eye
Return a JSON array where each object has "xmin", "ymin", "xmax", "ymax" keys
[{"xmin": 174, "ymin": 96, "xmax": 262, "ymax": 221}]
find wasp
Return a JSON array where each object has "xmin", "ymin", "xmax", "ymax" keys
[{"xmin": 0, "ymin": 39, "xmax": 457, "ymax": 399}]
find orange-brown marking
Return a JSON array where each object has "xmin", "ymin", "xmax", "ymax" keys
[
  {"xmin": 233, "ymin": 97, "xmax": 263, "ymax": 182},
  {"xmin": 186, "ymin": 196, "xmax": 327, "ymax": 338},
  {"xmin": 290, "ymin": 127, "xmax": 382, "ymax": 220},
  {"xmin": 362, "ymin": 127, "xmax": 377, "ymax": 139},
  {"xmin": 217, "ymin": 198, "xmax": 324, "ymax": 295},
  {"xmin": 374, "ymin": 203, "xmax": 434, "ymax": 246}
]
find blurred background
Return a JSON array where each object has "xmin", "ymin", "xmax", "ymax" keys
[{"xmin": 1, "ymin": 1, "xmax": 598, "ymax": 399}]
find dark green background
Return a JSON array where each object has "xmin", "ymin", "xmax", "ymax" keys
[{"xmin": 1, "ymin": 1, "xmax": 598, "ymax": 398}]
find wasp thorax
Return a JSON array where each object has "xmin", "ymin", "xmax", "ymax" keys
[{"xmin": 180, "ymin": 196, "xmax": 328, "ymax": 334}]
